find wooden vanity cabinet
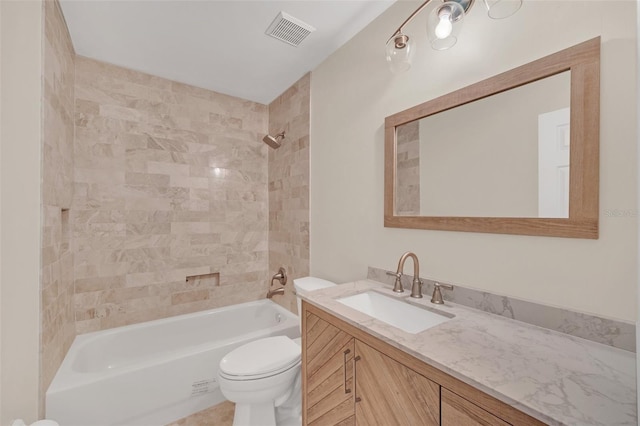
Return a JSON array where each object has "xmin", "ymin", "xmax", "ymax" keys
[
  {"xmin": 354, "ymin": 340, "xmax": 439, "ymax": 425},
  {"xmin": 304, "ymin": 310, "xmax": 355, "ymax": 425},
  {"xmin": 303, "ymin": 310, "xmax": 439, "ymax": 426},
  {"xmin": 302, "ymin": 301, "xmax": 546, "ymax": 426}
]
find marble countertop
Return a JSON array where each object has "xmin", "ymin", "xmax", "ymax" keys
[{"xmin": 300, "ymin": 279, "xmax": 637, "ymax": 426}]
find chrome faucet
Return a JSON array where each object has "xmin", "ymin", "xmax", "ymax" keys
[{"xmin": 386, "ymin": 252, "xmax": 423, "ymax": 298}]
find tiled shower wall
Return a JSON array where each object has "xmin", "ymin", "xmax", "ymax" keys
[
  {"xmin": 39, "ymin": 11, "xmax": 312, "ymax": 419},
  {"xmin": 41, "ymin": 0, "xmax": 76, "ymax": 400},
  {"xmin": 267, "ymin": 74, "xmax": 311, "ymax": 313},
  {"xmin": 73, "ymin": 57, "xmax": 270, "ymax": 333}
]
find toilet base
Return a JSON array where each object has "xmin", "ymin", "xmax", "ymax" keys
[
  {"xmin": 275, "ymin": 373, "xmax": 301, "ymax": 425},
  {"xmin": 231, "ymin": 401, "xmax": 301, "ymax": 426},
  {"xmin": 233, "ymin": 402, "xmax": 277, "ymax": 426},
  {"xmin": 230, "ymin": 375, "xmax": 301, "ymax": 426}
]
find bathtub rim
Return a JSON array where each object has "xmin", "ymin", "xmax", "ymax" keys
[{"xmin": 47, "ymin": 299, "xmax": 299, "ymax": 393}]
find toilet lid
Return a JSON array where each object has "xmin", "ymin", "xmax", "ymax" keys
[{"xmin": 219, "ymin": 336, "xmax": 301, "ymax": 378}]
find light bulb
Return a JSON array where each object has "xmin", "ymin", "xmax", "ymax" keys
[
  {"xmin": 435, "ymin": 14, "xmax": 453, "ymax": 39},
  {"xmin": 427, "ymin": 1, "xmax": 465, "ymax": 50}
]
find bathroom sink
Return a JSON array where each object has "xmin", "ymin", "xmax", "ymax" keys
[{"xmin": 336, "ymin": 291, "xmax": 451, "ymax": 334}]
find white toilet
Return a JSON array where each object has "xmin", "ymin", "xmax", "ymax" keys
[{"xmin": 218, "ymin": 277, "xmax": 336, "ymax": 426}]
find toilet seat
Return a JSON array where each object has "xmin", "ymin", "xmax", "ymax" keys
[
  {"xmin": 219, "ymin": 336, "xmax": 301, "ymax": 381},
  {"xmin": 219, "ymin": 359, "xmax": 301, "ymax": 382}
]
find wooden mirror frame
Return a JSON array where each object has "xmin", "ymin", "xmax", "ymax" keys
[{"xmin": 384, "ymin": 37, "xmax": 600, "ymax": 239}]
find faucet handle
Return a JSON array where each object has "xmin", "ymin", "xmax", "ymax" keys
[
  {"xmin": 272, "ymin": 267, "xmax": 287, "ymax": 286},
  {"xmin": 386, "ymin": 271, "xmax": 401, "ymax": 278},
  {"xmin": 431, "ymin": 282, "xmax": 453, "ymax": 304}
]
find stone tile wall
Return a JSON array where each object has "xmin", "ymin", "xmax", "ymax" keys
[
  {"xmin": 395, "ymin": 120, "xmax": 420, "ymax": 215},
  {"xmin": 40, "ymin": 14, "xmax": 312, "ymax": 423},
  {"xmin": 73, "ymin": 57, "xmax": 270, "ymax": 333},
  {"xmin": 41, "ymin": 0, "xmax": 76, "ymax": 406},
  {"xmin": 267, "ymin": 74, "xmax": 311, "ymax": 313}
]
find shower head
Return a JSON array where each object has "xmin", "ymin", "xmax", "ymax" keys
[{"xmin": 263, "ymin": 131, "xmax": 285, "ymax": 149}]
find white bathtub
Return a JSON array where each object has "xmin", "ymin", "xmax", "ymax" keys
[{"xmin": 46, "ymin": 299, "xmax": 299, "ymax": 426}]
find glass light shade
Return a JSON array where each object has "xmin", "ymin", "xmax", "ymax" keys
[
  {"xmin": 385, "ymin": 33, "xmax": 415, "ymax": 73},
  {"xmin": 483, "ymin": 0, "xmax": 522, "ymax": 19},
  {"xmin": 427, "ymin": 1, "xmax": 465, "ymax": 51}
]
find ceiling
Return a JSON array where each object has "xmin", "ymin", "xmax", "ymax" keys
[{"xmin": 59, "ymin": 0, "xmax": 395, "ymax": 104}]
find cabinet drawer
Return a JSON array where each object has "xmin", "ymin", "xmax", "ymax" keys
[{"xmin": 442, "ymin": 388, "xmax": 510, "ymax": 426}]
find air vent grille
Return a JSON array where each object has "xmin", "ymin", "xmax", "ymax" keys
[{"xmin": 266, "ymin": 12, "xmax": 315, "ymax": 47}]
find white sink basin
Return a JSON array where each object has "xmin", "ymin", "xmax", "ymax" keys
[{"xmin": 336, "ymin": 291, "xmax": 451, "ymax": 334}]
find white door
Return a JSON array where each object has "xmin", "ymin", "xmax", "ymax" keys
[{"xmin": 538, "ymin": 107, "xmax": 570, "ymax": 218}]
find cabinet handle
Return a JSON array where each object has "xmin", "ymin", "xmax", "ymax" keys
[
  {"xmin": 343, "ymin": 349, "xmax": 351, "ymax": 394},
  {"xmin": 354, "ymin": 355, "xmax": 361, "ymax": 403}
]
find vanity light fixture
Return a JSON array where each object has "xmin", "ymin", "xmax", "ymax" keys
[{"xmin": 386, "ymin": 0, "xmax": 522, "ymax": 72}]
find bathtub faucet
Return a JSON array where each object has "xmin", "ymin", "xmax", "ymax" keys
[
  {"xmin": 266, "ymin": 267, "xmax": 287, "ymax": 299},
  {"xmin": 266, "ymin": 287, "xmax": 285, "ymax": 299}
]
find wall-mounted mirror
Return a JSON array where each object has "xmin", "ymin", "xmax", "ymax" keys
[{"xmin": 384, "ymin": 38, "xmax": 600, "ymax": 238}]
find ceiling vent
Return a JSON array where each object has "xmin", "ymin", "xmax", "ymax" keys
[{"xmin": 266, "ymin": 12, "xmax": 316, "ymax": 47}]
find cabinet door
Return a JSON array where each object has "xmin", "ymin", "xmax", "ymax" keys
[
  {"xmin": 305, "ymin": 312, "xmax": 355, "ymax": 426},
  {"xmin": 442, "ymin": 388, "xmax": 511, "ymax": 426},
  {"xmin": 354, "ymin": 340, "xmax": 440, "ymax": 426}
]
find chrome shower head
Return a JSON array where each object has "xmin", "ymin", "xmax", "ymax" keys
[{"xmin": 263, "ymin": 131, "xmax": 285, "ymax": 149}]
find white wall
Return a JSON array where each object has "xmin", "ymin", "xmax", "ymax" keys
[
  {"xmin": 0, "ymin": 0, "xmax": 43, "ymax": 423},
  {"xmin": 417, "ymin": 71, "xmax": 569, "ymax": 217},
  {"xmin": 636, "ymin": 0, "xmax": 639, "ymax": 415},
  {"xmin": 1, "ymin": 1, "xmax": 3, "ymax": 419},
  {"xmin": 310, "ymin": 0, "xmax": 637, "ymax": 321}
]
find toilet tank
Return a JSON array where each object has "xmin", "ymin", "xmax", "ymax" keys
[{"xmin": 293, "ymin": 277, "xmax": 336, "ymax": 322}]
